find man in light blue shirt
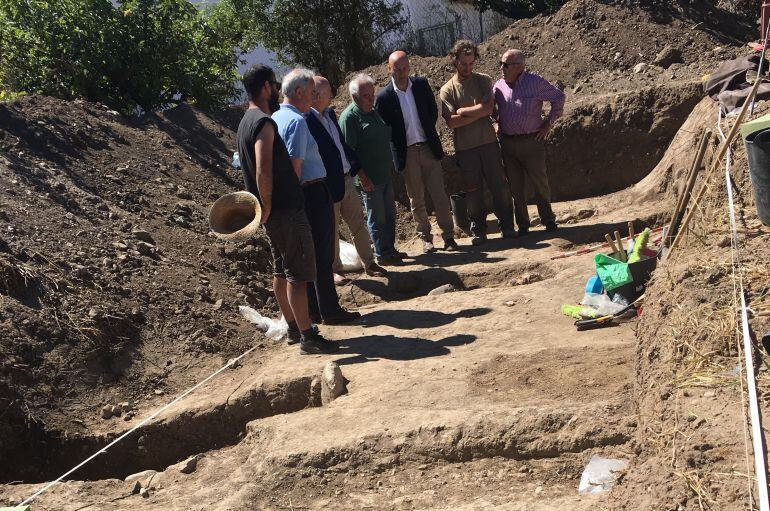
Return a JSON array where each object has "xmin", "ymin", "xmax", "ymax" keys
[
  {"xmin": 273, "ymin": 103, "xmax": 327, "ymax": 183},
  {"xmin": 272, "ymin": 68, "xmax": 360, "ymax": 326}
]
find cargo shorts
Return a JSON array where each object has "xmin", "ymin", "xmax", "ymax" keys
[{"xmin": 263, "ymin": 209, "xmax": 316, "ymax": 283}]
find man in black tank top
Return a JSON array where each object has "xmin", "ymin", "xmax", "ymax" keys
[{"xmin": 236, "ymin": 65, "xmax": 338, "ymax": 355}]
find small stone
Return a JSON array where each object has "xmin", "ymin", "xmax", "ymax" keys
[
  {"xmin": 177, "ymin": 454, "xmax": 202, "ymax": 474},
  {"xmin": 534, "ymin": 486, "xmax": 543, "ymax": 494},
  {"xmin": 131, "ymin": 229, "xmax": 155, "ymax": 245},
  {"xmin": 130, "ymin": 481, "xmax": 141, "ymax": 494},
  {"xmin": 504, "ymin": 300, "xmax": 516, "ymax": 307},
  {"xmin": 427, "ymin": 284, "xmax": 456, "ymax": 296},
  {"xmin": 227, "ymin": 357, "xmax": 242, "ymax": 370},
  {"xmin": 717, "ymin": 236, "xmax": 731, "ymax": 248},
  {"xmin": 101, "ymin": 405, "xmax": 113, "ymax": 419},
  {"xmin": 136, "ymin": 241, "xmax": 155, "ymax": 256},
  {"xmin": 653, "ymin": 44, "xmax": 682, "ymax": 69},
  {"xmin": 212, "ymin": 298, "xmax": 224, "ymax": 310},
  {"xmin": 703, "ymin": 390, "xmax": 716, "ymax": 398},
  {"xmin": 111, "ymin": 405, "xmax": 122, "ymax": 417},
  {"xmin": 118, "ymin": 401, "xmax": 133, "ymax": 412},
  {"xmin": 633, "ymin": 63, "xmax": 648, "ymax": 74},
  {"xmin": 124, "ymin": 469, "xmax": 158, "ymax": 484},
  {"xmin": 321, "ymin": 362, "xmax": 347, "ymax": 405},
  {"xmin": 154, "ymin": 389, "xmax": 164, "ymax": 395},
  {"xmin": 518, "ymin": 465, "xmax": 529, "ymax": 473},
  {"xmin": 139, "ymin": 487, "xmax": 150, "ymax": 498}
]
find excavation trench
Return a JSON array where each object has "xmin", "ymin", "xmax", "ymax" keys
[
  {"xmin": 4, "ymin": 375, "xmax": 321, "ymax": 484},
  {"xmin": 252, "ymin": 404, "xmax": 635, "ymax": 474}
]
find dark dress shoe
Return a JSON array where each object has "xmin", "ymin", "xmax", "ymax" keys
[{"xmin": 323, "ymin": 309, "xmax": 361, "ymax": 325}]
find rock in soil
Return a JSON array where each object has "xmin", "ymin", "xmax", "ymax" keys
[{"xmin": 321, "ymin": 362, "xmax": 347, "ymax": 405}]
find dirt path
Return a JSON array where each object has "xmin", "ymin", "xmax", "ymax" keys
[{"xmin": 0, "ymin": 198, "xmax": 666, "ymax": 510}]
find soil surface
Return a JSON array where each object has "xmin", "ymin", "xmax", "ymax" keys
[{"xmin": 1, "ymin": 0, "xmax": 769, "ymax": 509}]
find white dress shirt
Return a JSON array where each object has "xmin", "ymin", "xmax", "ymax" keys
[
  {"xmin": 313, "ymin": 107, "xmax": 351, "ymax": 175},
  {"xmin": 392, "ymin": 78, "xmax": 427, "ymax": 146}
]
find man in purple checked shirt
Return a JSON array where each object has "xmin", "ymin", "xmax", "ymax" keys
[{"xmin": 493, "ymin": 49, "xmax": 565, "ymax": 236}]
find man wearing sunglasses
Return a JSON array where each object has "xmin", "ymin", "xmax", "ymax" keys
[{"xmin": 493, "ymin": 49, "xmax": 565, "ymax": 236}]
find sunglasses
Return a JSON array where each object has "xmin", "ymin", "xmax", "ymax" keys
[{"xmin": 500, "ymin": 61, "xmax": 523, "ymax": 68}]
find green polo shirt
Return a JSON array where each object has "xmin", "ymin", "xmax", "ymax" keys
[{"xmin": 338, "ymin": 102, "xmax": 393, "ymax": 185}]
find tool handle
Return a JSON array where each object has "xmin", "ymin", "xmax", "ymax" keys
[{"xmin": 575, "ymin": 315, "xmax": 614, "ymax": 331}]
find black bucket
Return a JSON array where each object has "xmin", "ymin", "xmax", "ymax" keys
[
  {"xmin": 744, "ymin": 128, "xmax": 770, "ymax": 225},
  {"xmin": 450, "ymin": 193, "xmax": 471, "ymax": 236},
  {"xmin": 606, "ymin": 256, "xmax": 657, "ymax": 304}
]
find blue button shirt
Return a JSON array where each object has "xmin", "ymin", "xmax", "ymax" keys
[{"xmin": 272, "ymin": 103, "xmax": 327, "ymax": 183}]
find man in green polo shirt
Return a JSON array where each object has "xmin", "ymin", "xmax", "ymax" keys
[{"xmin": 339, "ymin": 73, "xmax": 407, "ymax": 265}]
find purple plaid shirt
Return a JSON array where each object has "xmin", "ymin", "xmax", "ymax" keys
[{"xmin": 492, "ymin": 72, "xmax": 565, "ymax": 136}]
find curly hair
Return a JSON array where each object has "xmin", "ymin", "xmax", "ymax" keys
[{"xmin": 449, "ymin": 39, "xmax": 479, "ymax": 62}]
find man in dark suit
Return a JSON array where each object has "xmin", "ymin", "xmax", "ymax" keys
[
  {"xmin": 307, "ymin": 75, "xmax": 387, "ymax": 282},
  {"xmin": 375, "ymin": 51, "xmax": 457, "ymax": 253}
]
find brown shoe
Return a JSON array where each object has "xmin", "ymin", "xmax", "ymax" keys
[
  {"xmin": 365, "ymin": 262, "xmax": 387, "ymax": 277},
  {"xmin": 443, "ymin": 238, "xmax": 459, "ymax": 251},
  {"xmin": 334, "ymin": 273, "xmax": 350, "ymax": 286}
]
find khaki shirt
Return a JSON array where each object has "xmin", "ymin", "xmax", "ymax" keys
[{"xmin": 439, "ymin": 72, "xmax": 496, "ymax": 152}]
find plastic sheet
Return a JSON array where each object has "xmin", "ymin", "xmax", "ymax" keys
[
  {"xmin": 581, "ymin": 293, "xmax": 628, "ymax": 316},
  {"xmin": 578, "ymin": 455, "xmax": 629, "ymax": 494},
  {"xmin": 339, "ymin": 240, "xmax": 363, "ymax": 272},
  {"xmin": 238, "ymin": 305, "xmax": 287, "ymax": 341}
]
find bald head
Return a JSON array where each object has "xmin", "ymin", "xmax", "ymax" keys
[
  {"xmin": 388, "ymin": 50, "xmax": 410, "ymax": 90},
  {"xmin": 312, "ymin": 75, "xmax": 332, "ymax": 112},
  {"xmin": 500, "ymin": 49, "xmax": 525, "ymax": 83}
]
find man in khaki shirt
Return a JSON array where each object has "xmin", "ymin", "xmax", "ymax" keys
[{"xmin": 439, "ymin": 39, "xmax": 515, "ymax": 246}]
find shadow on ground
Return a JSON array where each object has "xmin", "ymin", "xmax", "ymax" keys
[
  {"xmin": 333, "ymin": 333, "xmax": 476, "ymax": 365},
  {"xmin": 359, "ymin": 307, "xmax": 492, "ymax": 329}
]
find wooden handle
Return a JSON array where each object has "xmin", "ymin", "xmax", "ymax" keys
[
  {"xmin": 628, "ymin": 221, "xmax": 635, "ymax": 240},
  {"xmin": 605, "ymin": 233, "xmax": 618, "ymax": 254},
  {"xmin": 614, "ymin": 230, "xmax": 626, "ymax": 261}
]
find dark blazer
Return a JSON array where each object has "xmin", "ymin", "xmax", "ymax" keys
[
  {"xmin": 375, "ymin": 76, "xmax": 444, "ymax": 172},
  {"xmin": 306, "ymin": 108, "xmax": 361, "ymax": 203}
]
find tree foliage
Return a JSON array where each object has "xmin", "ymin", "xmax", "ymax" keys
[
  {"xmin": 222, "ymin": 0, "xmax": 407, "ymax": 87},
  {"xmin": 0, "ymin": 0, "xmax": 244, "ymax": 113}
]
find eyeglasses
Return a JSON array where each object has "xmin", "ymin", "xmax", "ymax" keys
[{"xmin": 500, "ymin": 61, "xmax": 523, "ymax": 68}]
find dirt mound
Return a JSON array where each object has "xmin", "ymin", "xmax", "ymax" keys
[{"xmin": 0, "ymin": 95, "xmax": 282, "ymax": 481}]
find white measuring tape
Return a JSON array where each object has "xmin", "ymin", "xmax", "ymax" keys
[
  {"xmin": 18, "ymin": 344, "xmax": 260, "ymax": 506},
  {"xmin": 717, "ymin": 105, "xmax": 770, "ymax": 511}
]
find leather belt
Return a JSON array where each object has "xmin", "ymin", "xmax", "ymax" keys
[
  {"xmin": 301, "ymin": 177, "xmax": 325, "ymax": 187},
  {"xmin": 500, "ymin": 132, "xmax": 538, "ymax": 138}
]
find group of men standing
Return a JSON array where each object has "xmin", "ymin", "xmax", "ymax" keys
[{"xmin": 235, "ymin": 39, "xmax": 565, "ymax": 355}]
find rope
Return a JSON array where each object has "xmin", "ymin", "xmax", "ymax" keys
[
  {"xmin": 19, "ymin": 344, "xmax": 261, "ymax": 506},
  {"xmin": 717, "ymin": 104, "xmax": 770, "ymax": 511}
]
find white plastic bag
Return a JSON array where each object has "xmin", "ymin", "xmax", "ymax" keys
[
  {"xmin": 339, "ymin": 240, "xmax": 363, "ymax": 272},
  {"xmin": 578, "ymin": 455, "xmax": 629, "ymax": 494},
  {"xmin": 238, "ymin": 305, "xmax": 288, "ymax": 341},
  {"xmin": 581, "ymin": 293, "xmax": 627, "ymax": 316}
]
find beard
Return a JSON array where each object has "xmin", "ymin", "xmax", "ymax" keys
[{"xmin": 267, "ymin": 89, "xmax": 280, "ymax": 114}]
